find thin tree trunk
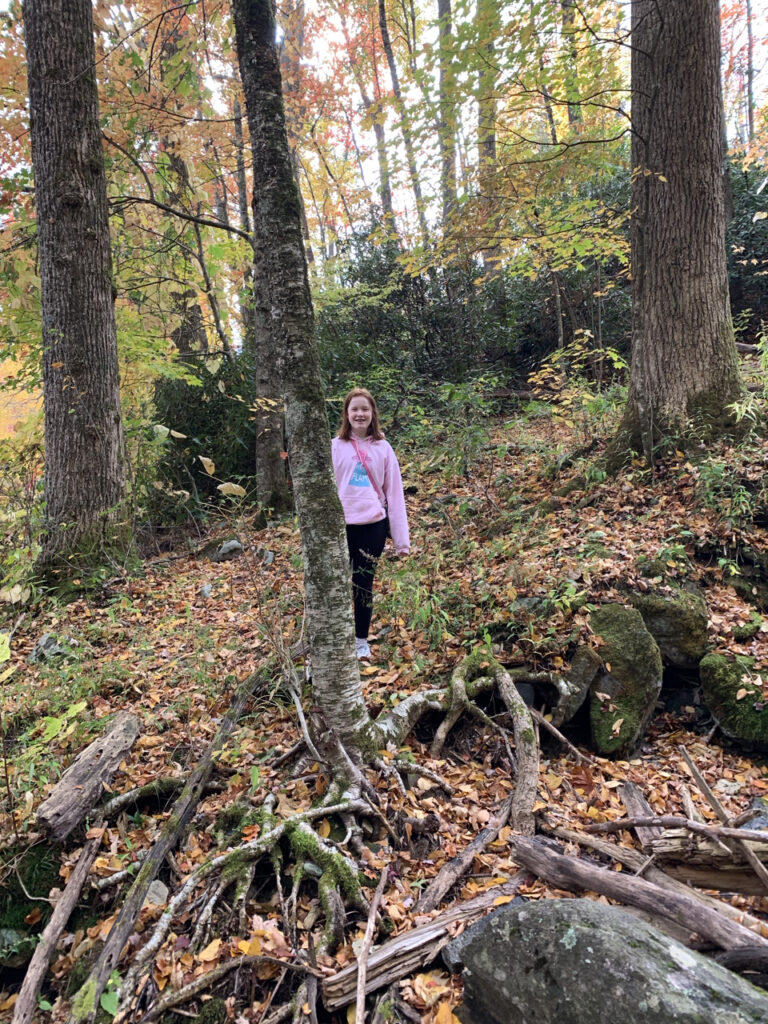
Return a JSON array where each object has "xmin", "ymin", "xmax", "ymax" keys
[
  {"xmin": 24, "ymin": 0, "xmax": 128, "ymax": 578},
  {"xmin": 746, "ymin": 0, "xmax": 755, "ymax": 142},
  {"xmin": 437, "ymin": 0, "xmax": 457, "ymax": 228},
  {"xmin": 233, "ymin": 0, "xmax": 373, "ymax": 749},
  {"xmin": 476, "ymin": 0, "xmax": 501, "ymax": 276},
  {"xmin": 378, "ymin": 0, "xmax": 430, "ymax": 246},
  {"xmin": 612, "ymin": 0, "xmax": 742, "ymax": 462}
]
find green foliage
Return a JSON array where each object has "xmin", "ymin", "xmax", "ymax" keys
[{"xmin": 151, "ymin": 352, "xmax": 260, "ymax": 515}]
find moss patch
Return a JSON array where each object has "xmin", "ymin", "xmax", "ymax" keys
[{"xmin": 700, "ymin": 654, "xmax": 768, "ymax": 751}]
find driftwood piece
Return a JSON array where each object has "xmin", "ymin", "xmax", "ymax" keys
[
  {"xmin": 12, "ymin": 830, "xmax": 103, "ymax": 1024},
  {"xmin": 415, "ymin": 793, "xmax": 515, "ymax": 914},
  {"xmin": 322, "ymin": 872, "xmax": 528, "ymax": 1010},
  {"xmin": 544, "ymin": 823, "xmax": 768, "ymax": 933},
  {"xmin": 680, "ymin": 745, "xmax": 768, "ymax": 893},
  {"xmin": 619, "ymin": 781, "xmax": 663, "ymax": 851},
  {"xmin": 66, "ymin": 666, "xmax": 270, "ymax": 1024},
  {"xmin": 36, "ymin": 711, "xmax": 140, "ymax": 841},
  {"xmin": 508, "ymin": 835, "xmax": 768, "ymax": 951}
]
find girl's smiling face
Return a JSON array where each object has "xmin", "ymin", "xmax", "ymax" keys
[{"xmin": 348, "ymin": 396, "xmax": 373, "ymax": 437}]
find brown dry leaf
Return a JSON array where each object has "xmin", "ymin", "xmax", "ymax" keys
[
  {"xmin": 611, "ymin": 718, "xmax": 624, "ymax": 736},
  {"xmin": 412, "ymin": 971, "xmax": 452, "ymax": 1008},
  {"xmin": 737, "ymin": 688, "xmax": 748, "ymax": 700}
]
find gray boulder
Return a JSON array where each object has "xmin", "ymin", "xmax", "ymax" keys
[
  {"xmin": 588, "ymin": 604, "xmax": 663, "ymax": 757},
  {"xmin": 445, "ymin": 898, "xmax": 768, "ymax": 1024}
]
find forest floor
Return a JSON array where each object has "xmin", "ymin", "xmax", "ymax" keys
[{"xmin": 2, "ymin": 399, "xmax": 768, "ymax": 1023}]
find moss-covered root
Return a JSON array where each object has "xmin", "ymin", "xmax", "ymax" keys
[
  {"xmin": 286, "ymin": 820, "xmax": 368, "ymax": 953},
  {"xmin": 430, "ymin": 650, "xmax": 500, "ymax": 757}
]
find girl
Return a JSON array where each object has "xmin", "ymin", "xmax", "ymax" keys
[{"xmin": 332, "ymin": 388, "xmax": 410, "ymax": 659}]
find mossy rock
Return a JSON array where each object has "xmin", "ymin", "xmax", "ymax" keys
[
  {"xmin": 699, "ymin": 654, "xmax": 768, "ymax": 751},
  {"xmin": 588, "ymin": 604, "xmax": 663, "ymax": 757},
  {"xmin": 733, "ymin": 612, "xmax": 764, "ymax": 642},
  {"xmin": 629, "ymin": 587, "xmax": 709, "ymax": 669},
  {"xmin": 555, "ymin": 646, "xmax": 602, "ymax": 727}
]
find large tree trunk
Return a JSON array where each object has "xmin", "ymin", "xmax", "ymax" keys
[
  {"xmin": 232, "ymin": 0, "xmax": 373, "ymax": 750},
  {"xmin": 614, "ymin": 0, "xmax": 742, "ymax": 462},
  {"xmin": 24, "ymin": 0, "xmax": 128, "ymax": 577},
  {"xmin": 233, "ymin": 91, "xmax": 290, "ymax": 511}
]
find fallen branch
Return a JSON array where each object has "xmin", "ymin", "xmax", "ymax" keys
[
  {"xmin": 619, "ymin": 781, "xmax": 664, "ymax": 850},
  {"xmin": 356, "ymin": 868, "xmax": 389, "ymax": 1024},
  {"xmin": 322, "ymin": 872, "xmax": 528, "ymax": 1010},
  {"xmin": 585, "ymin": 815, "xmax": 768, "ymax": 846},
  {"xmin": 67, "ymin": 665, "xmax": 272, "ymax": 1024},
  {"xmin": 508, "ymin": 834, "xmax": 768, "ymax": 951},
  {"xmin": 529, "ymin": 707, "xmax": 596, "ymax": 764},
  {"xmin": 12, "ymin": 831, "xmax": 103, "ymax": 1024},
  {"xmin": 415, "ymin": 792, "xmax": 515, "ymax": 914},
  {"xmin": 680, "ymin": 745, "xmax": 768, "ymax": 894},
  {"xmin": 132, "ymin": 955, "xmax": 319, "ymax": 1024}
]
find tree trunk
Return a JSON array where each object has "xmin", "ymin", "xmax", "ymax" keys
[
  {"xmin": 232, "ymin": 0, "xmax": 373, "ymax": 750},
  {"xmin": 613, "ymin": 0, "xmax": 742, "ymax": 462},
  {"xmin": 24, "ymin": 0, "xmax": 128, "ymax": 578},
  {"xmin": 437, "ymin": 0, "xmax": 457, "ymax": 228},
  {"xmin": 378, "ymin": 0, "xmax": 430, "ymax": 247},
  {"xmin": 234, "ymin": 85, "xmax": 290, "ymax": 512},
  {"xmin": 476, "ymin": 0, "xmax": 501, "ymax": 276}
]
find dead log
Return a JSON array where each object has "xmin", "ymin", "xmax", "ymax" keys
[
  {"xmin": 66, "ymin": 665, "xmax": 271, "ymax": 1024},
  {"xmin": 619, "ymin": 781, "xmax": 663, "ymax": 851},
  {"xmin": 650, "ymin": 828, "xmax": 768, "ymax": 866},
  {"xmin": 322, "ymin": 872, "xmax": 528, "ymax": 1010},
  {"xmin": 508, "ymin": 835, "xmax": 768, "ymax": 951},
  {"xmin": 544, "ymin": 823, "xmax": 768, "ymax": 936},
  {"xmin": 36, "ymin": 711, "xmax": 140, "ymax": 841},
  {"xmin": 680, "ymin": 744, "xmax": 768, "ymax": 893}
]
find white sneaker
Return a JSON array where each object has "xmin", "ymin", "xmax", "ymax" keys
[{"xmin": 355, "ymin": 638, "xmax": 371, "ymax": 659}]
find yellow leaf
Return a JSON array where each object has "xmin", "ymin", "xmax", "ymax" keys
[
  {"xmin": 347, "ymin": 1003, "xmax": 357, "ymax": 1024},
  {"xmin": 237, "ymin": 936, "xmax": 262, "ymax": 956},
  {"xmin": 493, "ymin": 895, "xmax": 515, "ymax": 906},
  {"xmin": 434, "ymin": 1002, "xmax": 460, "ymax": 1024},
  {"xmin": 317, "ymin": 818, "xmax": 331, "ymax": 839},
  {"xmin": 543, "ymin": 772, "xmax": 563, "ymax": 791},
  {"xmin": 198, "ymin": 938, "xmax": 222, "ymax": 962},
  {"xmin": 362, "ymin": 665, "xmax": 379, "ymax": 675}
]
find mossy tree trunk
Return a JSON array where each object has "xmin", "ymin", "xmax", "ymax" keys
[
  {"xmin": 232, "ymin": 0, "xmax": 373, "ymax": 751},
  {"xmin": 612, "ymin": 0, "xmax": 743, "ymax": 465},
  {"xmin": 24, "ymin": 0, "xmax": 128, "ymax": 578}
]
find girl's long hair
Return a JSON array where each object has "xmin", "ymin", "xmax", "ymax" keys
[{"xmin": 338, "ymin": 388, "xmax": 384, "ymax": 441}]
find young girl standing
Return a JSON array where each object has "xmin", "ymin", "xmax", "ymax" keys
[{"xmin": 332, "ymin": 388, "xmax": 410, "ymax": 659}]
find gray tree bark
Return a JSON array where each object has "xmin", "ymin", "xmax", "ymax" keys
[
  {"xmin": 232, "ymin": 0, "xmax": 373, "ymax": 750},
  {"xmin": 24, "ymin": 0, "xmax": 128, "ymax": 577},
  {"xmin": 614, "ymin": 0, "xmax": 743, "ymax": 462}
]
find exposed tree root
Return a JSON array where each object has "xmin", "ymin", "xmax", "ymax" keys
[{"xmin": 51, "ymin": 647, "xmax": 549, "ymax": 1024}]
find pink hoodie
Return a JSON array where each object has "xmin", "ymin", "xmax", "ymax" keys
[{"xmin": 331, "ymin": 436, "xmax": 410, "ymax": 554}]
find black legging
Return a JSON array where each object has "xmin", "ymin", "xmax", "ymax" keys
[{"xmin": 346, "ymin": 517, "xmax": 389, "ymax": 639}]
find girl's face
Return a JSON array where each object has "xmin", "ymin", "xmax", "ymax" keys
[{"xmin": 348, "ymin": 396, "xmax": 373, "ymax": 435}]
